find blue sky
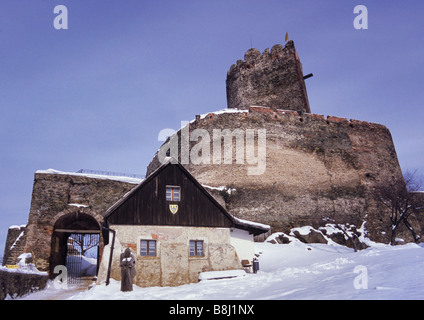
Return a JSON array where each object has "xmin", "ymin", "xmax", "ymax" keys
[{"xmin": 1, "ymin": 1, "xmax": 423, "ymax": 253}]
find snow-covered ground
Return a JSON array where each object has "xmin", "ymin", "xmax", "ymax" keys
[
  {"xmin": 16, "ymin": 236, "xmax": 424, "ymax": 300},
  {"xmin": 66, "ymin": 255, "xmax": 97, "ymax": 278}
]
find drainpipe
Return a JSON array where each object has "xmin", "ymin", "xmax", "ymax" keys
[{"xmin": 102, "ymin": 223, "xmax": 116, "ymax": 286}]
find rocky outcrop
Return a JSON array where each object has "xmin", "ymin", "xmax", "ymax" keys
[
  {"xmin": 292, "ymin": 229, "xmax": 328, "ymax": 245},
  {"xmin": 267, "ymin": 224, "xmax": 369, "ymax": 251}
]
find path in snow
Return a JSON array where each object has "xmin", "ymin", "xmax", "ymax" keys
[{"xmin": 16, "ymin": 277, "xmax": 95, "ymax": 300}]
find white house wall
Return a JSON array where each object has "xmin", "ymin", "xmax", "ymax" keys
[
  {"xmin": 98, "ymin": 225, "xmax": 241, "ymax": 287},
  {"xmin": 230, "ymin": 228, "xmax": 255, "ymax": 262}
]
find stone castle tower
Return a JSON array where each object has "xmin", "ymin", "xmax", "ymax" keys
[
  {"xmin": 146, "ymin": 41, "xmax": 415, "ymax": 243},
  {"xmin": 226, "ymin": 40, "xmax": 311, "ymax": 113}
]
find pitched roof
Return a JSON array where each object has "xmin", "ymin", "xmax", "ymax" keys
[{"xmin": 104, "ymin": 158, "xmax": 270, "ymax": 235}]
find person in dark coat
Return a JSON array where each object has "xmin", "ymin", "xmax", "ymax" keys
[{"xmin": 120, "ymin": 248, "xmax": 136, "ymax": 292}]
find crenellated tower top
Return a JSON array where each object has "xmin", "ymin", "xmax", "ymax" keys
[{"xmin": 226, "ymin": 40, "xmax": 311, "ymax": 113}]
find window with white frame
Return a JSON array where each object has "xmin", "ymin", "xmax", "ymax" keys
[
  {"xmin": 189, "ymin": 240, "xmax": 204, "ymax": 257},
  {"xmin": 140, "ymin": 239, "xmax": 157, "ymax": 257},
  {"xmin": 166, "ymin": 186, "xmax": 180, "ymax": 202}
]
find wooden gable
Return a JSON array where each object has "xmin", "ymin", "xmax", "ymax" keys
[{"xmin": 104, "ymin": 162, "xmax": 235, "ymax": 228}]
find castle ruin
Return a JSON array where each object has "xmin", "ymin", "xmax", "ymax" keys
[
  {"xmin": 147, "ymin": 40, "xmax": 421, "ymax": 243},
  {"xmin": 3, "ymin": 40, "xmax": 422, "ymax": 278}
]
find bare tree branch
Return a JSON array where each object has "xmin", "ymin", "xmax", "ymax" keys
[
  {"xmin": 373, "ymin": 170, "xmax": 422, "ymax": 245},
  {"xmin": 69, "ymin": 234, "xmax": 99, "ymax": 256}
]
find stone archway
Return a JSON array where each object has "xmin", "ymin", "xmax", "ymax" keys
[{"xmin": 49, "ymin": 211, "xmax": 102, "ymax": 280}]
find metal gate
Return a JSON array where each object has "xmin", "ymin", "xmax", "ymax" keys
[{"xmin": 66, "ymin": 233, "xmax": 99, "ymax": 284}]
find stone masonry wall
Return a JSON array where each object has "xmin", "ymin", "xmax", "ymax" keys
[
  {"xmin": 2, "ymin": 225, "xmax": 27, "ymax": 266},
  {"xmin": 226, "ymin": 41, "xmax": 311, "ymax": 113},
  {"xmin": 0, "ymin": 269, "xmax": 48, "ymax": 300},
  {"xmin": 147, "ymin": 107, "xmax": 406, "ymax": 243},
  {"xmin": 21, "ymin": 172, "xmax": 140, "ymax": 272}
]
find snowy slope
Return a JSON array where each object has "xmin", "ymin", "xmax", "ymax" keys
[{"xmin": 19, "ymin": 237, "xmax": 424, "ymax": 300}]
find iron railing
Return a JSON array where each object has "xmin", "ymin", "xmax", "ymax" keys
[{"xmin": 76, "ymin": 169, "xmax": 144, "ymax": 180}]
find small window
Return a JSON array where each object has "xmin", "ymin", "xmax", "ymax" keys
[
  {"xmin": 140, "ymin": 240, "xmax": 156, "ymax": 257},
  {"xmin": 189, "ymin": 240, "xmax": 204, "ymax": 257},
  {"xmin": 166, "ymin": 186, "xmax": 180, "ymax": 202}
]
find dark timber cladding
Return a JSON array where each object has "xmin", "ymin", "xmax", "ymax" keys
[{"xmin": 105, "ymin": 162, "xmax": 234, "ymax": 228}]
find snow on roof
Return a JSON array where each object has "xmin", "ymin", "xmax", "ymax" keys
[
  {"xmin": 36, "ymin": 169, "xmax": 143, "ymax": 185},
  {"xmin": 233, "ymin": 216, "xmax": 271, "ymax": 232}
]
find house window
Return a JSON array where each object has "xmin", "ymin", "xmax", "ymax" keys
[
  {"xmin": 140, "ymin": 240, "xmax": 157, "ymax": 257},
  {"xmin": 189, "ymin": 240, "xmax": 204, "ymax": 257},
  {"xmin": 166, "ymin": 186, "xmax": 180, "ymax": 202}
]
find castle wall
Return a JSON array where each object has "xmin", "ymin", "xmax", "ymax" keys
[
  {"xmin": 2, "ymin": 225, "xmax": 26, "ymax": 266},
  {"xmin": 147, "ymin": 107, "xmax": 404, "ymax": 242},
  {"xmin": 20, "ymin": 171, "xmax": 140, "ymax": 272},
  {"xmin": 226, "ymin": 41, "xmax": 310, "ymax": 113}
]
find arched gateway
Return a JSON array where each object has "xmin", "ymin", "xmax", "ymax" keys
[{"xmin": 50, "ymin": 211, "xmax": 102, "ymax": 281}]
